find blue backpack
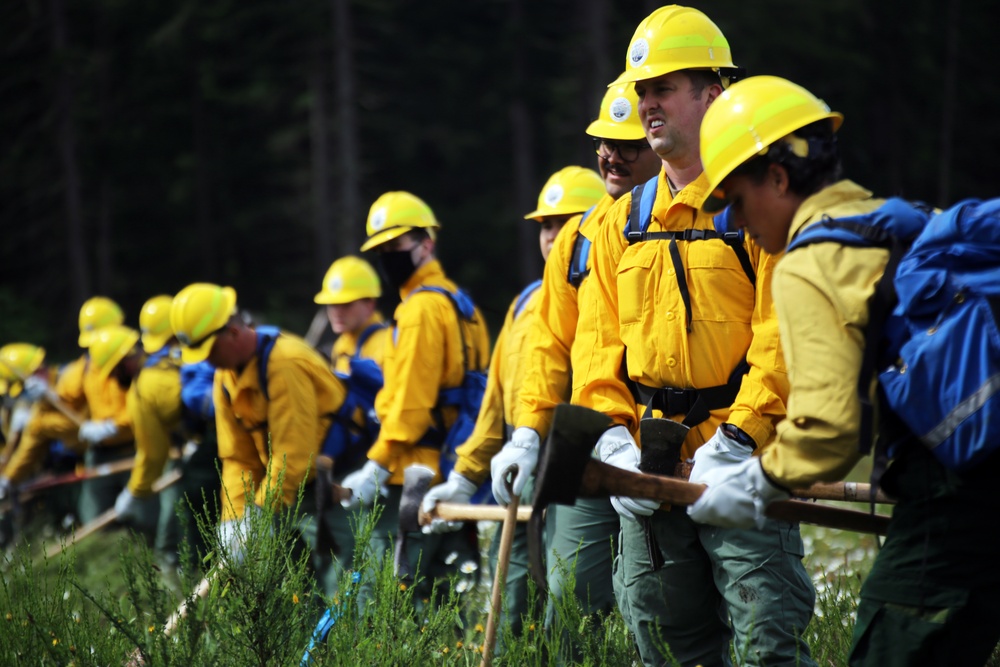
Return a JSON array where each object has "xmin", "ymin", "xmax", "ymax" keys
[
  {"xmin": 254, "ymin": 325, "xmax": 385, "ymax": 472},
  {"xmin": 787, "ymin": 197, "xmax": 1000, "ymax": 473},
  {"xmin": 567, "ymin": 206, "xmax": 596, "ymax": 287},
  {"xmin": 405, "ymin": 286, "xmax": 491, "ymax": 502},
  {"xmin": 622, "ymin": 176, "xmax": 754, "ymax": 426}
]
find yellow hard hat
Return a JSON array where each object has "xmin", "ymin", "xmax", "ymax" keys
[
  {"xmin": 0, "ymin": 343, "xmax": 46, "ymax": 382},
  {"xmin": 610, "ymin": 5, "xmax": 736, "ymax": 87},
  {"xmin": 699, "ymin": 76, "xmax": 843, "ymax": 213},
  {"xmin": 170, "ymin": 283, "xmax": 238, "ymax": 364},
  {"xmin": 524, "ymin": 167, "xmax": 605, "ymax": 221},
  {"xmin": 139, "ymin": 295, "xmax": 175, "ymax": 354},
  {"xmin": 315, "ymin": 256, "xmax": 382, "ymax": 305},
  {"xmin": 359, "ymin": 191, "xmax": 440, "ymax": 252},
  {"xmin": 78, "ymin": 296, "xmax": 124, "ymax": 348},
  {"xmin": 586, "ymin": 83, "xmax": 647, "ymax": 141},
  {"xmin": 89, "ymin": 325, "xmax": 141, "ymax": 380}
]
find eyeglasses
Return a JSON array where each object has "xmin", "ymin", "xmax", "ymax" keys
[{"xmin": 592, "ymin": 137, "xmax": 650, "ymax": 163}]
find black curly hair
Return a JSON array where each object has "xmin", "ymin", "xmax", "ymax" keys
[{"xmin": 728, "ymin": 118, "xmax": 842, "ymax": 197}]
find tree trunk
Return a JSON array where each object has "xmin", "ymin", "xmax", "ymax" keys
[
  {"xmin": 938, "ymin": 0, "xmax": 960, "ymax": 207},
  {"xmin": 581, "ymin": 0, "xmax": 609, "ymax": 164},
  {"xmin": 51, "ymin": 0, "xmax": 90, "ymax": 305},
  {"xmin": 96, "ymin": 2, "xmax": 113, "ymax": 294},
  {"xmin": 332, "ymin": 0, "xmax": 360, "ymax": 255},
  {"xmin": 310, "ymin": 44, "xmax": 333, "ymax": 279},
  {"xmin": 509, "ymin": 0, "xmax": 538, "ymax": 284},
  {"xmin": 192, "ymin": 76, "xmax": 216, "ymax": 280}
]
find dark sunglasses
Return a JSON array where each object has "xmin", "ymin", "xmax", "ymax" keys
[{"xmin": 592, "ymin": 137, "xmax": 650, "ymax": 163}]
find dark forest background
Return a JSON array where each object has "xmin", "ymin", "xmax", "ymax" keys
[{"xmin": 2, "ymin": 0, "xmax": 995, "ymax": 361}]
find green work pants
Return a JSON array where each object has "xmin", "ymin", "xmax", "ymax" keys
[
  {"xmin": 311, "ymin": 466, "xmax": 365, "ymax": 598},
  {"xmin": 155, "ymin": 459, "xmax": 221, "ymax": 569},
  {"xmin": 850, "ymin": 445, "xmax": 1000, "ymax": 666},
  {"xmin": 615, "ymin": 508, "xmax": 816, "ymax": 667},
  {"xmin": 78, "ymin": 443, "xmax": 133, "ymax": 524}
]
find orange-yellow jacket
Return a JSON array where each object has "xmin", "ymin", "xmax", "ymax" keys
[
  {"xmin": 575, "ymin": 172, "xmax": 788, "ymax": 460},
  {"xmin": 4, "ymin": 354, "xmax": 132, "ymax": 482},
  {"xmin": 453, "ymin": 283, "xmax": 541, "ymax": 485},
  {"xmin": 366, "ymin": 260, "xmax": 491, "ymax": 486},
  {"xmin": 214, "ymin": 331, "xmax": 347, "ymax": 521},
  {"xmin": 126, "ymin": 349, "xmax": 182, "ymax": 496},
  {"xmin": 517, "ymin": 194, "xmax": 617, "ymax": 440}
]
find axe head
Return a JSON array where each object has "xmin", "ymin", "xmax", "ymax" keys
[
  {"xmin": 638, "ymin": 418, "xmax": 690, "ymax": 476},
  {"xmin": 528, "ymin": 403, "xmax": 613, "ymax": 590},
  {"xmin": 398, "ymin": 465, "xmax": 435, "ymax": 533}
]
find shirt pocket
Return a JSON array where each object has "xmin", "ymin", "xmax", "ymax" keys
[
  {"xmin": 616, "ymin": 246, "xmax": 658, "ymax": 326},
  {"xmin": 686, "ymin": 241, "xmax": 755, "ymax": 324}
]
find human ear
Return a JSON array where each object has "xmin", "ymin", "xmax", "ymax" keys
[{"xmin": 769, "ymin": 163, "xmax": 790, "ymax": 196}]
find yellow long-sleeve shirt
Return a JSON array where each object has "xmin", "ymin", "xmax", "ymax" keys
[
  {"xmin": 214, "ymin": 330, "xmax": 347, "ymax": 521},
  {"xmin": 5, "ymin": 354, "xmax": 132, "ymax": 482},
  {"xmin": 761, "ymin": 181, "xmax": 890, "ymax": 488},
  {"xmin": 517, "ymin": 194, "xmax": 617, "ymax": 440},
  {"xmin": 367, "ymin": 260, "xmax": 491, "ymax": 486},
  {"xmin": 453, "ymin": 282, "xmax": 541, "ymax": 485},
  {"xmin": 575, "ymin": 171, "xmax": 788, "ymax": 459},
  {"xmin": 126, "ymin": 350, "xmax": 182, "ymax": 496},
  {"xmin": 330, "ymin": 312, "xmax": 389, "ymax": 374}
]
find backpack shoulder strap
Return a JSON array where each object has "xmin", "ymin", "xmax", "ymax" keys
[
  {"xmin": 254, "ymin": 325, "xmax": 281, "ymax": 401},
  {"xmin": 567, "ymin": 206, "xmax": 595, "ymax": 287},
  {"xmin": 353, "ymin": 322, "xmax": 389, "ymax": 360},
  {"xmin": 624, "ymin": 176, "xmax": 659, "ymax": 244},
  {"xmin": 513, "ymin": 280, "xmax": 543, "ymax": 319},
  {"xmin": 711, "ymin": 207, "xmax": 756, "ymax": 288}
]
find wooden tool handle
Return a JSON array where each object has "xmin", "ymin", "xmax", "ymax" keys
[
  {"xmin": 480, "ymin": 489, "xmax": 519, "ymax": 667},
  {"xmin": 426, "ymin": 502, "xmax": 532, "ymax": 524}
]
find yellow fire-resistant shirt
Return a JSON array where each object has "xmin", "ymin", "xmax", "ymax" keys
[
  {"xmin": 4, "ymin": 354, "xmax": 133, "ymax": 482},
  {"xmin": 214, "ymin": 330, "xmax": 347, "ymax": 521},
  {"xmin": 576, "ymin": 171, "xmax": 788, "ymax": 460},
  {"xmin": 330, "ymin": 312, "xmax": 389, "ymax": 375},
  {"xmin": 126, "ymin": 349, "xmax": 182, "ymax": 496},
  {"xmin": 367, "ymin": 260, "xmax": 491, "ymax": 487},
  {"xmin": 453, "ymin": 281, "xmax": 542, "ymax": 485},
  {"xmin": 516, "ymin": 194, "xmax": 617, "ymax": 440},
  {"xmin": 761, "ymin": 180, "xmax": 893, "ymax": 489}
]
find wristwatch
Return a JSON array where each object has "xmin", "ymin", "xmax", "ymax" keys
[{"xmin": 721, "ymin": 422, "xmax": 756, "ymax": 449}]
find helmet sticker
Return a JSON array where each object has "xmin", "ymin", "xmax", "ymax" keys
[
  {"xmin": 370, "ymin": 207, "xmax": 388, "ymax": 231},
  {"xmin": 544, "ymin": 184, "xmax": 564, "ymax": 207},
  {"xmin": 610, "ymin": 97, "xmax": 632, "ymax": 123},
  {"xmin": 328, "ymin": 275, "xmax": 343, "ymax": 293},
  {"xmin": 629, "ymin": 39, "xmax": 649, "ymax": 68}
]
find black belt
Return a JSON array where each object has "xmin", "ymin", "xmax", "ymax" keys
[{"xmin": 631, "ymin": 359, "xmax": 749, "ymax": 427}]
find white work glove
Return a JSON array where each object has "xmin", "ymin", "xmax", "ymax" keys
[
  {"xmin": 688, "ymin": 425, "xmax": 755, "ymax": 485},
  {"xmin": 217, "ymin": 504, "xmax": 267, "ymax": 566},
  {"xmin": 22, "ymin": 376, "xmax": 49, "ymax": 401},
  {"xmin": 596, "ymin": 425, "xmax": 661, "ymax": 520},
  {"xmin": 687, "ymin": 457, "xmax": 790, "ymax": 530},
  {"xmin": 490, "ymin": 427, "xmax": 540, "ymax": 506},
  {"xmin": 114, "ymin": 488, "xmax": 139, "ymax": 522},
  {"xmin": 421, "ymin": 471, "xmax": 478, "ymax": 534},
  {"xmin": 0, "ymin": 477, "xmax": 12, "ymax": 502},
  {"xmin": 340, "ymin": 459, "xmax": 391, "ymax": 510},
  {"xmin": 78, "ymin": 419, "xmax": 117, "ymax": 445},
  {"xmin": 9, "ymin": 404, "xmax": 31, "ymax": 434}
]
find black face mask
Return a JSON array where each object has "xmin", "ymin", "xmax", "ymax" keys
[{"xmin": 377, "ymin": 249, "xmax": 418, "ymax": 289}]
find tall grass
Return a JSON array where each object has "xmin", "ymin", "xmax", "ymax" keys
[{"xmin": 0, "ymin": 488, "xmax": 916, "ymax": 667}]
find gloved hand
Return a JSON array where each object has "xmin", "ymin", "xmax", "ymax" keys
[
  {"xmin": 217, "ymin": 504, "xmax": 268, "ymax": 566},
  {"xmin": 22, "ymin": 375, "xmax": 49, "ymax": 401},
  {"xmin": 421, "ymin": 471, "xmax": 478, "ymax": 534},
  {"xmin": 9, "ymin": 404, "xmax": 31, "ymax": 434},
  {"xmin": 687, "ymin": 457, "xmax": 790, "ymax": 530},
  {"xmin": 688, "ymin": 425, "xmax": 755, "ymax": 485},
  {"xmin": 340, "ymin": 459, "xmax": 391, "ymax": 510},
  {"xmin": 78, "ymin": 419, "xmax": 117, "ymax": 445},
  {"xmin": 490, "ymin": 427, "xmax": 540, "ymax": 506},
  {"xmin": 0, "ymin": 477, "xmax": 12, "ymax": 502},
  {"xmin": 114, "ymin": 488, "xmax": 139, "ymax": 522},
  {"xmin": 595, "ymin": 425, "xmax": 661, "ymax": 520}
]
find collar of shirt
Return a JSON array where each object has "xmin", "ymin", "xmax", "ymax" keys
[
  {"xmin": 398, "ymin": 259, "xmax": 445, "ymax": 299},
  {"xmin": 578, "ymin": 193, "xmax": 616, "ymax": 241},
  {"xmin": 652, "ymin": 171, "xmax": 714, "ymax": 228},
  {"xmin": 786, "ymin": 180, "xmax": 875, "ymax": 244}
]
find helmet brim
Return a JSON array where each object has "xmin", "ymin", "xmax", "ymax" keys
[
  {"xmin": 359, "ymin": 225, "xmax": 413, "ymax": 252},
  {"xmin": 179, "ymin": 336, "xmax": 217, "ymax": 364}
]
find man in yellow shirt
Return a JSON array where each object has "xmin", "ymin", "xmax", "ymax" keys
[
  {"xmin": 689, "ymin": 75, "xmax": 1000, "ymax": 667},
  {"xmin": 571, "ymin": 8, "xmax": 816, "ymax": 667},
  {"xmin": 421, "ymin": 166, "xmax": 605, "ymax": 639},
  {"xmin": 313, "ymin": 255, "xmax": 389, "ymax": 593},
  {"xmin": 340, "ymin": 191, "xmax": 490, "ymax": 610},
  {"xmin": 1, "ymin": 297, "xmax": 134, "ymax": 524},
  {"xmin": 171, "ymin": 283, "xmax": 348, "ymax": 581}
]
